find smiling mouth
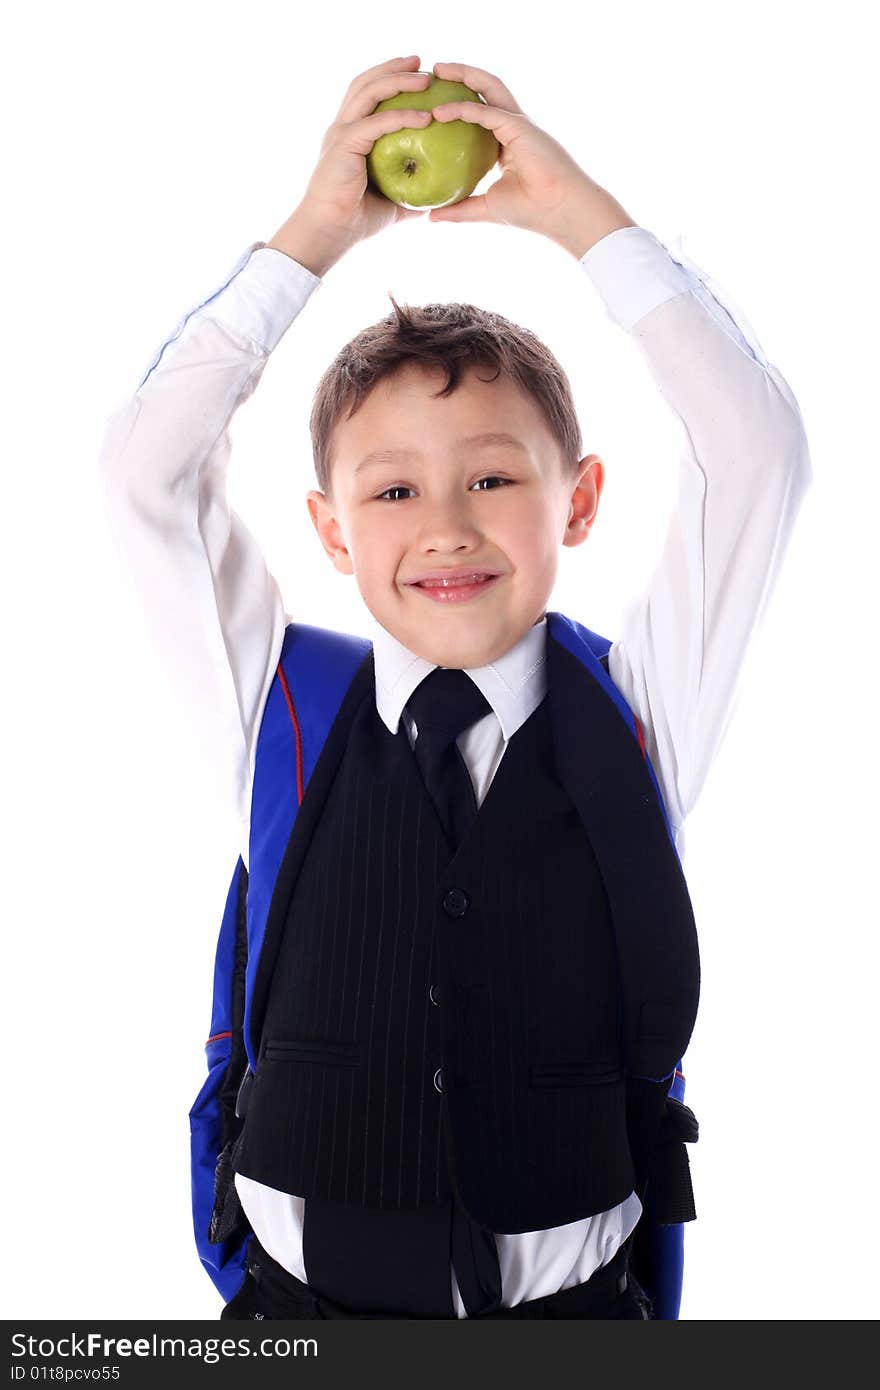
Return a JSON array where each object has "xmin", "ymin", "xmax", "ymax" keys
[
  {"xmin": 414, "ymin": 573, "xmax": 493, "ymax": 588},
  {"xmin": 409, "ymin": 573, "xmax": 502, "ymax": 602}
]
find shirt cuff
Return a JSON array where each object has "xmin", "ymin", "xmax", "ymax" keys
[
  {"xmin": 579, "ymin": 226, "xmax": 698, "ymax": 332},
  {"xmin": 193, "ymin": 242, "xmax": 323, "ymax": 353}
]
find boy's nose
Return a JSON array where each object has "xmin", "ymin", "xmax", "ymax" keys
[{"xmin": 417, "ymin": 506, "xmax": 484, "ymax": 550}]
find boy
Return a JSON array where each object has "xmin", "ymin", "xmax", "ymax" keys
[{"xmin": 99, "ymin": 56, "xmax": 812, "ymax": 1320}]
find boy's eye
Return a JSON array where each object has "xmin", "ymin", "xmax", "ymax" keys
[
  {"xmin": 473, "ymin": 476, "xmax": 511, "ymax": 492},
  {"xmin": 375, "ymin": 477, "xmax": 511, "ymax": 502},
  {"xmin": 376, "ymin": 485, "xmax": 415, "ymax": 502}
]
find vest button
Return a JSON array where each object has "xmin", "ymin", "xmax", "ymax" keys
[
  {"xmin": 429, "ymin": 983, "xmax": 440, "ymax": 1006},
  {"xmin": 433, "ymin": 1066, "xmax": 443, "ymax": 1093},
  {"xmin": 442, "ymin": 887, "xmax": 470, "ymax": 917}
]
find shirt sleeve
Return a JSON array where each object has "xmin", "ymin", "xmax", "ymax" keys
[
  {"xmin": 579, "ymin": 226, "xmax": 813, "ymax": 849},
  {"xmin": 97, "ymin": 242, "xmax": 323, "ymax": 868}
]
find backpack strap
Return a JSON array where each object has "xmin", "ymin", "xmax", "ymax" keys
[
  {"xmin": 209, "ymin": 623, "xmax": 370, "ymax": 1249},
  {"xmin": 599, "ymin": 644, "xmax": 698, "ymax": 1318},
  {"xmin": 207, "ymin": 859, "xmax": 252, "ymax": 1249}
]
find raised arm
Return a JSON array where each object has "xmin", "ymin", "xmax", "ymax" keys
[
  {"xmin": 422, "ymin": 58, "xmax": 813, "ymax": 846},
  {"xmin": 579, "ymin": 229, "xmax": 812, "ymax": 841},
  {"xmin": 97, "ymin": 247, "xmax": 321, "ymax": 861},
  {"xmin": 97, "ymin": 56, "xmax": 441, "ymax": 865}
]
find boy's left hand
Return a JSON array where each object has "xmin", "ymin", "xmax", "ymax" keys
[{"xmin": 428, "ymin": 61, "xmax": 636, "ymax": 257}]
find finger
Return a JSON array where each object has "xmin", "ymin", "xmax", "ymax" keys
[
  {"xmin": 337, "ymin": 54, "xmax": 421, "ymax": 115},
  {"xmin": 431, "ymin": 61, "xmax": 523, "ymax": 114},
  {"xmin": 340, "ymin": 70, "xmax": 432, "ymax": 123},
  {"xmin": 352, "ymin": 54, "xmax": 422, "ymax": 86},
  {"xmin": 341, "ymin": 107, "xmax": 433, "ymax": 157},
  {"xmin": 428, "ymin": 193, "xmax": 491, "ymax": 224},
  {"xmin": 430, "ymin": 101, "xmax": 525, "ymax": 147}
]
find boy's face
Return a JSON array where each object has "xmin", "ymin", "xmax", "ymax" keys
[{"xmin": 306, "ymin": 363, "xmax": 604, "ymax": 670}]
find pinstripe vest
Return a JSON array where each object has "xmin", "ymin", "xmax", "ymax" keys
[{"xmin": 231, "ymin": 618, "xmax": 700, "ymax": 1234}]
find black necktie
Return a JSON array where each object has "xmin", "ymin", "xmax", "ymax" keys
[
  {"xmin": 405, "ymin": 666, "xmax": 504, "ymax": 1316},
  {"xmin": 406, "ymin": 667, "xmax": 492, "ymax": 853}
]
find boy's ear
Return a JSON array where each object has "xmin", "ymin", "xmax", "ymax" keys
[
  {"xmin": 562, "ymin": 454, "xmax": 605, "ymax": 549},
  {"xmin": 306, "ymin": 489, "xmax": 355, "ymax": 576}
]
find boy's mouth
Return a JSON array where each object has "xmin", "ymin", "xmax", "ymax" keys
[{"xmin": 407, "ymin": 570, "xmax": 503, "ymax": 603}]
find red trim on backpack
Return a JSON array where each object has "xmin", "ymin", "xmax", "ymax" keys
[
  {"xmin": 205, "ymin": 1030, "xmax": 232, "ymax": 1045},
  {"xmin": 277, "ymin": 662, "xmax": 305, "ymax": 806},
  {"xmin": 634, "ymin": 713, "xmax": 647, "ymax": 759}
]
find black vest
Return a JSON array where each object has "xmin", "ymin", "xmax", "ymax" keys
[{"xmin": 233, "ymin": 645, "xmax": 699, "ymax": 1234}]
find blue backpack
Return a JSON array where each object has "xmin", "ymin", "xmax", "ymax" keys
[{"xmin": 189, "ymin": 618, "xmax": 699, "ymax": 1318}]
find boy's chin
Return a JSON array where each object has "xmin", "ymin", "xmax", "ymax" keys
[{"xmin": 384, "ymin": 606, "xmax": 526, "ymax": 670}]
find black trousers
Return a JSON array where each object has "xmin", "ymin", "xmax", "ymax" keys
[{"xmin": 220, "ymin": 1232, "xmax": 653, "ymax": 1321}]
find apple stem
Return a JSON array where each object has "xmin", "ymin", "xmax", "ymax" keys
[{"xmin": 404, "ymin": 159, "xmax": 417, "ymax": 177}]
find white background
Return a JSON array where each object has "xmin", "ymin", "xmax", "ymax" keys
[{"xmin": 5, "ymin": 0, "xmax": 877, "ymax": 1321}]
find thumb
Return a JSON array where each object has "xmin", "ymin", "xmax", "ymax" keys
[{"xmin": 429, "ymin": 193, "xmax": 490, "ymax": 224}]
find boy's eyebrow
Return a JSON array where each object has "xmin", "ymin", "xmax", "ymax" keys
[{"xmin": 354, "ymin": 432, "xmax": 528, "ymax": 474}]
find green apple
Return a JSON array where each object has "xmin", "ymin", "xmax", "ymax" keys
[{"xmin": 366, "ymin": 75, "xmax": 499, "ymax": 210}]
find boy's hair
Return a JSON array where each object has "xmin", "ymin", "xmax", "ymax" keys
[{"xmin": 310, "ymin": 296, "xmax": 584, "ymax": 498}]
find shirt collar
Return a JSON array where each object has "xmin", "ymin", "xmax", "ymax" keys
[{"xmin": 370, "ymin": 613, "xmax": 548, "ymax": 743}]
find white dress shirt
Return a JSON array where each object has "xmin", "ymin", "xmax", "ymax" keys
[{"xmin": 98, "ymin": 224, "xmax": 812, "ymax": 1315}]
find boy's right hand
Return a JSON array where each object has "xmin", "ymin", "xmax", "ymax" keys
[{"xmin": 266, "ymin": 55, "xmax": 434, "ymax": 276}]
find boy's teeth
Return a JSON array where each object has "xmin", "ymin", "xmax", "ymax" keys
[{"xmin": 420, "ymin": 573, "xmax": 488, "ymax": 587}]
